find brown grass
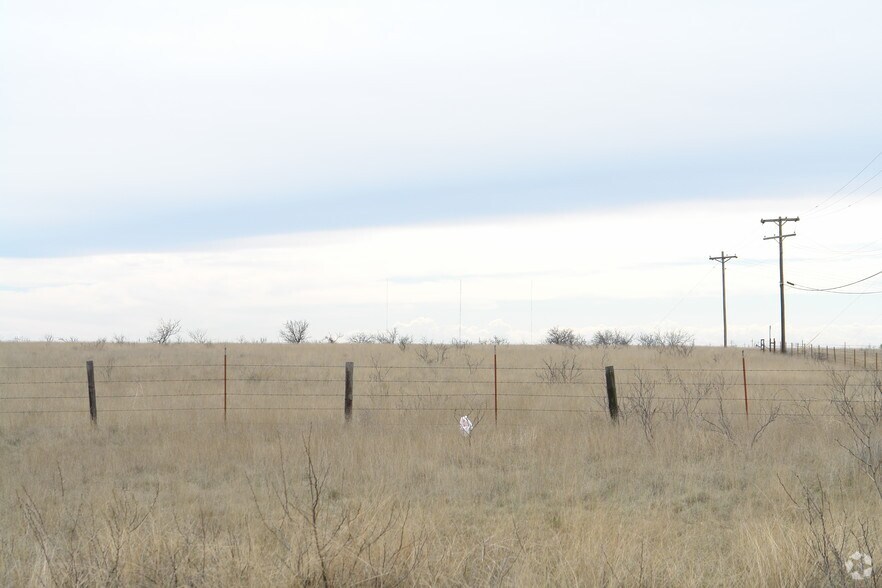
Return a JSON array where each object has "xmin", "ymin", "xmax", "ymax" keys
[{"xmin": 1, "ymin": 342, "xmax": 880, "ymax": 586}]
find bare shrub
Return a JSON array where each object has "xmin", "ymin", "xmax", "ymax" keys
[
  {"xmin": 778, "ymin": 474, "xmax": 878, "ymax": 586},
  {"xmin": 829, "ymin": 369, "xmax": 882, "ymax": 500},
  {"xmin": 665, "ymin": 368, "xmax": 726, "ymax": 420},
  {"xmin": 246, "ymin": 433, "xmax": 425, "ymax": 586},
  {"xmin": 545, "ymin": 327, "xmax": 587, "ymax": 347},
  {"xmin": 322, "ymin": 332, "xmax": 343, "ymax": 344},
  {"xmin": 375, "ymin": 328, "xmax": 412, "ymax": 350},
  {"xmin": 147, "ymin": 319, "xmax": 181, "ymax": 345},
  {"xmin": 478, "ymin": 336, "xmax": 509, "ymax": 346},
  {"xmin": 375, "ymin": 328, "xmax": 400, "ymax": 344},
  {"xmin": 639, "ymin": 329, "xmax": 695, "ymax": 356},
  {"xmin": 701, "ymin": 393, "xmax": 780, "ymax": 450},
  {"xmin": 537, "ymin": 355, "xmax": 581, "ymax": 384},
  {"xmin": 415, "ymin": 341, "xmax": 449, "ymax": 365},
  {"xmin": 625, "ymin": 370, "xmax": 659, "ymax": 444},
  {"xmin": 280, "ymin": 320, "xmax": 309, "ymax": 344},
  {"xmin": 591, "ymin": 329, "xmax": 633, "ymax": 347},
  {"xmin": 348, "ymin": 332, "xmax": 376, "ymax": 344},
  {"xmin": 188, "ymin": 328, "xmax": 209, "ymax": 344},
  {"xmin": 463, "ymin": 351, "xmax": 485, "ymax": 375}
]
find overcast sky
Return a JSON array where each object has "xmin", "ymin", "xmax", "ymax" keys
[{"xmin": 1, "ymin": 0, "xmax": 881, "ymax": 346}]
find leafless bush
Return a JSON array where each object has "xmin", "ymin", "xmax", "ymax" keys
[
  {"xmin": 348, "ymin": 332, "xmax": 376, "ymax": 344},
  {"xmin": 778, "ymin": 474, "xmax": 878, "ymax": 587},
  {"xmin": 625, "ymin": 370, "xmax": 660, "ymax": 444},
  {"xmin": 452, "ymin": 338, "xmax": 469, "ymax": 350},
  {"xmin": 246, "ymin": 433, "xmax": 425, "ymax": 586},
  {"xmin": 478, "ymin": 336, "xmax": 509, "ymax": 346},
  {"xmin": 545, "ymin": 327, "xmax": 587, "ymax": 347},
  {"xmin": 463, "ymin": 351, "xmax": 486, "ymax": 375},
  {"xmin": 188, "ymin": 328, "xmax": 209, "ymax": 344},
  {"xmin": 639, "ymin": 329, "xmax": 695, "ymax": 356},
  {"xmin": 375, "ymin": 328, "xmax": 400, "ymax": 344},
  {"xmin": 17, "ymin": 485, "xmax": 159, "ymax": 586},
  {"xmin": 280, "ymin": 320, "xmax": 309, "ymax": 344},
  {"xmin": 368, "ymin": 354, "xmax": 391, "ymax": 386},
  {"xmin": 112, "ymin": 334, "xmax": 126, "ymax": 344},
  {"xmin": 591, "ymin": 329, "xmax": 633, "ymax": 347},
  {"xmin": 829, "ymin": 369, "xmax": 882, "ymax": 500},
  {"xmin": 536, "ymin": 355, "xmax": 582, "ymax": 384},
  {"xmin": 415, "ymin": 342, "xmax": 449, "ymax": 365},
  {"xmin": 147, "ymin": 319, "xmax": 181, "ymax": 345},
  {"xmin": 665, "ymin": 368, "xmax": 726, "ymax": 420},
  {"xmin": 322, "ymin": 332, "xmax": 343, "ymax": 344},
  {"xmin": 701, "ymin": 393, "xmax": 780, "ymax": 450}
]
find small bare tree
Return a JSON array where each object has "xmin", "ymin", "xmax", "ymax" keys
[
  {"xmin": 545, "ymin": 327, "xmax": 587, "ymax": 347},
  {"xmin": 376, "ymin": 328, "xmax": 400, "ymax": 344},
  {"xmin": 280, "ymin": 320, "xmax": 309, "ymax": 344},
  {"xmin": 147, "ymin": 319, "xmax": 181, "ymax": 345},
  {"xmin": 591, "ymin": 329, "xmax": 633, "ymax": 347},
  {"xmin": 188, "ymin": 328, "xmax": 209, "ymax": 344},
  {"xmin": 347, "ymin": 332, "xmax": 376, "ymax": 344},
  {"xmin": 536, "ymin": 355, "xmax": 582, "ymax": 384}
]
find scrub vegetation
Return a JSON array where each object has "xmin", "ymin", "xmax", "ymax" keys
[{"xmin": 1, "ymin": 341, "xmax": 880, "ymax": 586}]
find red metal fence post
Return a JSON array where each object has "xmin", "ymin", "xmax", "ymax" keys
[{"xmin": 223, "ymin": 348, "xmax": 228, "ymax": 424}]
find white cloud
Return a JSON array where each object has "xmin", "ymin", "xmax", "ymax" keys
[{"xmin": 2, "ymin": 195, "xmax": 880, "ymax": 345}]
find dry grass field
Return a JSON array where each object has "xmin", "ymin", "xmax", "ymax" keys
[{"xmin": 1, "ymin": 341, "xmax": 881, "ymax": 586}]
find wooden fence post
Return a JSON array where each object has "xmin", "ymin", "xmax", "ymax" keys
[
  {"xmin": 344, "ymin": 362, "xmax": 354, "ymax": 422},
  {"xmin": 86, "ymin": 360, "xmax": 97, "ymax": 425},
  {"xmin": 493, "ymin": 346, "xmax": 498, "ymax": 425},
  {"xmin": 605, "ymin": 366, "xmax": 619, "ymax": 423}
]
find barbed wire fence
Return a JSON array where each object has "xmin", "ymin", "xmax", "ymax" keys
[{"xmin": 1, "ymin": 346, "xmax": 879, "ymax": 428}]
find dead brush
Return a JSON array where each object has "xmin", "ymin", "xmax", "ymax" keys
[
  {"xmin": 536, "ymin": 355, "xmax": 582, "ymax": 384},
  {"xmin": 246, "ymin": 431, "xmax": 426, "ymax": 587}
]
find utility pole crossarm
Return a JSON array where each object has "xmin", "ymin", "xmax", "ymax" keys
[{"xmin": 763, "ymin": 233, "xmax": 796, "ymax": 241}]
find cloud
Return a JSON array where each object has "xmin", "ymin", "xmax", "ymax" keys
[{"xmin": 2, "ymin": 195, "xmax": 880, "ymax": 345}]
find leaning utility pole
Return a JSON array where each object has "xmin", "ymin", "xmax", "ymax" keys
[
  {"xmin": 760, "ymin": 216, "xmax": 799, "ymax": 353},
  {"xmin": 709, "ymin": 251, "xmax": 737, "ymax": 347}
]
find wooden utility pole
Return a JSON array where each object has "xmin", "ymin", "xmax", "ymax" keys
[
  {"xmin": 761, "ymin": 216, "xmax": 799, "ymax": 354},
  {"xmin": 709, "ymin": 251, "xmax": 737, "ymax": 347}
]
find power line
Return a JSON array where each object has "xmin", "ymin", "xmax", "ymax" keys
[
  {"xmin": 786, "ymin": 269, "xmax": 882, "ymax": 292},
  {"xmin": 807, "ymin": 149, "xmax": 882, "ymax": 216}
]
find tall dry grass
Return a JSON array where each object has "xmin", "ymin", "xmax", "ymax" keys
[{"xmin": 1, "ymin": 341, "xmax": 880, "ymax": 586}]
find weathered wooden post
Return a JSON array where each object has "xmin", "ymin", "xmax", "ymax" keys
[
  {"xmin": 86, "ymin": 360, "xmax": 97, "ymax": 425},
  {"xmin": 493, "ymin": 346, "xmax": 498, "ymax": 425},
  {"xmin": 605, "ymin": 366, "xmax": 619, "ymax": 423},
  {"xmin": 344, "ymin": 361, "xmax": 354, "ymax": 422}
]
